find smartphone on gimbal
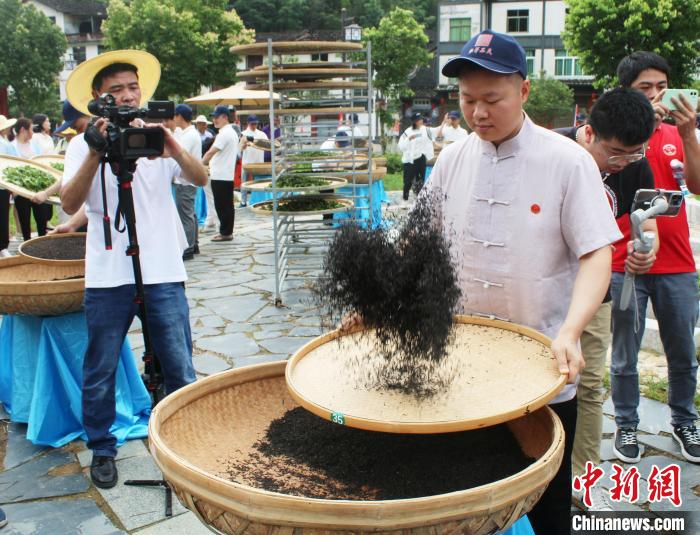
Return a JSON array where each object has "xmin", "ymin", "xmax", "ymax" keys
[{"xmin": 631, "ymin": 188, "xmax": 684, "ymax": 216}]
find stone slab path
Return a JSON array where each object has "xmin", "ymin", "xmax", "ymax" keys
[{"xmin": 0, "ymin": 195, "xmax": 698, "ymax": 533}]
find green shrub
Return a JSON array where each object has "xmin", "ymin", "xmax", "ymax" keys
[{"xmin": 385, "ymin": 152, "xmax": 403, "ymax": 174}]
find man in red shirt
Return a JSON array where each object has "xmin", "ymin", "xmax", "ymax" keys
[{"xmin": 611, "ymin": 52, "xmax": 700, "ymax": 464}]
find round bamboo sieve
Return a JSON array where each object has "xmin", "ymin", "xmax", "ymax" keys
[
  {"xmin": 286, "ymin": 315, "xmax": 567, "ymax": 434},
  {"xmin": 18, "ymin": 232, "xmax": 86, "ymax": 267}
]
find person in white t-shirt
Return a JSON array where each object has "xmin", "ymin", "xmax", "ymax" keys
[
  {"xmin": 431, "ymin": 110, "xmax": 468, "ymax": 146},
  {"xmin": 202, "ymin": 105, "xmax": 238, "ymax": 241},
  {"xmin": 60, "ymin": 50, "xmax": 207, "ymax": 490},
  {"xmin": 172, "ymin": 104, "xmax": 202, "ymax": 259},
  {"xmin": 238, "ymin": 114, "xmax": 268, "ymax": 207},
  {"xmin": 31, "ymin": 114, "xmax": 56, "ymax": 155},
  {"xmin": 397, "ymin": 112, "xmax": 434, "ymax": 200}
]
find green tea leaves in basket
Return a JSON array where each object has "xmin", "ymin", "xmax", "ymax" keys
[{"xmin": 3, "ymin": 166, "xmax": 56, "ymax": 192}]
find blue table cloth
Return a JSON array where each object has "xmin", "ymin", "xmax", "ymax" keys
[
  {"xmin": 247, "ymin": 174, "xmax": 275, "ymax": 205},
  {"xmin": 333, "ymin": 180, "xmax": 388, "ymax": 229},
  {"xmin": 0, "ymin": 313, "xmax": 151, "ymax": 448},
  {"xmin": 195, "ymin": 186, "xmax": 207, "ymax": 226}
]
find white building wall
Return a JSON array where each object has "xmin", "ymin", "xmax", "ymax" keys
[
  {"xmin": 544, "ymin": 1, "xmax": 567, "ymax": 35},
  {"xmin": 439, "ymin": 3, "xmax": 481, "ymax": 42}
]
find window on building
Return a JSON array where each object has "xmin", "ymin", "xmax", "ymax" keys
[
  {"xmin": 507, "ymin": 9, "xmax": 529, "ymax": 32},
  {"xmin": 449, "ymin": 18, "xmax": 471, "ymax": 42},
  {"xmin": 78, "ymin": 20, "xmax": 93, "ymax": 34},
  {"xmin": 554, "ymin": 49, "xmax": 584, "ymax": 77},
  {"xmin": 72, "ymin": 46, "xmax": 86, "ymax": 65},
  {"xmin": 525, "ymin": 49, "xmax": 536, "ymax": 76},
  {"xmin": 311, "ymin": 53, "xmax": 328, "ymax": 62}
]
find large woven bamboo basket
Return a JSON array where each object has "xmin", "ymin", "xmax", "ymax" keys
[
  {"xmin": 0, "ymin": 255, "xmax": 84, "ymax": 316},
  {"xmin": 149, "ymin": 361, "xmax": 564, "ymax": 534}
]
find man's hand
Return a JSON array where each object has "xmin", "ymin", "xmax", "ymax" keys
[
  {"xmin": 624, "ymin": 240, "xmax": 656, "ymax": 274},
  {"xmin": 84, "ymin": 118, "xmax": 109, "ymax": 154},
  {"xmin": 669, "ymin": 93, "xmax": 698, "ymax": 142},
  {"xmin": 550, "ymin": 331, "xmax": 584, "ymax": 383},
  {"xmin": 31, "ymin": 191, "xmax": 48, "ymax": 204},
  {"xmin": 650, "ymin": 90, "xmax": 670, "ymax": 129},
  {"xmin": 48, "ymin": 222, "xmax": 76, "ymax": 234}
]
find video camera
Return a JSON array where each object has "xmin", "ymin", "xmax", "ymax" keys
[{"xmin": 87, "ymin": 93, "xmax": 174, "ymax": 161}]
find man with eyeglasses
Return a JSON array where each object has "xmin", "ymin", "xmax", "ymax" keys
[
  {"xmin": 610, "ymin": 52, "xmax": 700, "ymax": 465},
  {"xmin": 556, "ymin": 87, "xmax": 659, "ymax": 509}
]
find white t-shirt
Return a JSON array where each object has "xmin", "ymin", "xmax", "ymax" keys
[
  {"xmin": 424, "ymin": 115, "xmax": 622, "ymax": 404},
  {"xmin": 432, "ymin": 125, "xmax": 469, "ymax": 143},
  {"xmin": 173, "ymin": 125, "xmax": 202, "ymax": 186},
  {"xmin": 240, "ymin": 127, "xmax": 268, "ymax": 165},
  {"xmin": 34, "ymin": 133, "xmax": 56, "ymax": 155},
  {"xmin": 63, "ymin": 134, "xmax": 188, "ymax": 288},
  {"xmin": 209, "ymin": 124, "xmax": 239, "ymax": 181},
  {"xmin": 397, "ymin": 126, "xmax": 434, "ymax": 163}
]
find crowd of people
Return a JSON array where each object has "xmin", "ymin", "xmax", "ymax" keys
[{"xmin": 0, "ymin": 29, "xmax": 699, "ymax": 535}]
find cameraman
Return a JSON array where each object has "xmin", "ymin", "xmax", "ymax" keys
[{"xmin": 60, "ymin": 50, "xmax": 207, "ymax": 489}]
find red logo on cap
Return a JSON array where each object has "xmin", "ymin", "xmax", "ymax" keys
[{"xmin": 475, "ymin": 34, "xmax": 493, "ymax": 47}]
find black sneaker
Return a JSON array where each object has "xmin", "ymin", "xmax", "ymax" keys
[
  {"xmin": 193, "ymin": 244, "xmax": 200, "ymax": 255},
  {"xmin": 90, "ymin": 455, "xmax": 118, "ymax": 489},
  {"xmin": 0, "ymin": 505, "xmax": 7, "ymax": 529},
  {"xmin": 613, "ymin": 427, "xmax": 641, "ymax": 463},
  {"xmin": 672, "ymin": 425, "xmax": 700, "ymax": 463}
]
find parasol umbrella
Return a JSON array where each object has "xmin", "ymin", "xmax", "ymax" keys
[{"xmin": 185, "ymin": 82, "xmax": 280, "ymax": 107}]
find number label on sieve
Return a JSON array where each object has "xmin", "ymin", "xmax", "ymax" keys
[{"xmin": 330, "ymin": 411, "xmax": 345, "ymax": 425}]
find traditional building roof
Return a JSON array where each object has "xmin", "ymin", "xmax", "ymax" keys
[{"xmin": 29, "ymin": 0, "xmax": 107, "ymax": 17}]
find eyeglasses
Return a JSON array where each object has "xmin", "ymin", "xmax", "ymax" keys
[{"xmin": 607, "ymin": 153, "xmax": 645, "ymax": 165}]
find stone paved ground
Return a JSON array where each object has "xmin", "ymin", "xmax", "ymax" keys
[{"xmin": 0, "ymin": 194, "xmax": 699, "ymax": 533}]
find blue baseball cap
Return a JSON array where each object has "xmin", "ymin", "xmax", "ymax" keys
[
  {"xmin": 442, "ymin": 30, "xmax": 527, "ymax": 79},
  {"xmin": 174, "ymin": 103, "xmax": 193, "ymax": 121},
  {"xmin": 335, "ymin": 130, "xmax": 350, "ymax": 147},
  {"xmin": 447, "ymin": 110, "xmax": 461, "ymax": 119},
  {"xmin": 55, "ymin": 101, "xmax": 86, "ymax": 134},
  {"xmin": 247, "ymin": 114, "xmax": 259, "ymax": 124},
  {"xmin": 210, "ymin": 105, "xmax": 230, "ymax": 118}
]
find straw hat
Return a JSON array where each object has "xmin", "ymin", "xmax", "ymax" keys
[
  {"xmin": 66, "ymin": 49, "xmax": 161, "ymax": 116},
  {"xmin": 58, "ymin": 127, "xmax": 77, "ymax": 137},
  {"xmin": 194, "ymin": 115, "xmax": 210, "ymax": 124},
  {"xmin": 0, "ymin": 115, "xmax": 17, "ymax": 132}
]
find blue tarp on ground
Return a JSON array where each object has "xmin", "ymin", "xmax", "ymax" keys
[
  {"xmin": 333, "ymin": 180, "xmax": 388, "ymax": 229},
  {"xmin": 0, "ymin": 313, "xmax": 150, "ymax": 448}
]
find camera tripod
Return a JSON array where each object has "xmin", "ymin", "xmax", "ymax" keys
[{"xmin": 104, "ymin": 157, "xmax": 174, "ymax": 517}]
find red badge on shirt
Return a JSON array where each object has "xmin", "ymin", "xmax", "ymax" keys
[
  {"xmin": 530, "ymin": 204, "xmax": 541, "ymax": 214},
  {"xmin": 663, "ymin": 144, "xmax": 677, "ymax": 156}
]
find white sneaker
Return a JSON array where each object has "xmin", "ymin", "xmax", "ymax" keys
[
  {"xmin": 0, "ymin": 249, "xmax": 12, "ymax": 258},
  {"xmin": 572, "ymin": 486, "xmax": 614, "ymax": 511}
]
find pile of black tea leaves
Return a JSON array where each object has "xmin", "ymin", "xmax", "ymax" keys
[{"xmin": 313, "ymin": 189, "xmax": 461, "ymax": 397}]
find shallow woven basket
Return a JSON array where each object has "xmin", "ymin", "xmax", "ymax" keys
[
  {"xmin": 18, "ymin": 232, "xmax": 86, "ymax": 267},
  {"xmin": 0, "ymin": 256, "xmax": 84, "ymax": 316},
  {"xmin": 149, "ymin": 361, "xmax": 565, "ymax": 535}
]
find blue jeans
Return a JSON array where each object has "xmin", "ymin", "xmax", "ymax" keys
[
  {"xmin": 83, "ymin": 282, "xmax": 195, "ymax": 458},
  {"xmin": 610, "ymin": 272, "xmax": 699, "ymax": 428}
]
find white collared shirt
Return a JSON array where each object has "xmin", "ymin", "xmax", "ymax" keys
[
  {"xmin": 209, "ymin": 124, "xmax": 239, "ymax": 181},
  {"xmin": 424, "ymin": 115, "xmax": 622, "ymax": 403},
  {"xmin": 398, "ymin": 126, "xmax": 434, "ymax": 163},
  {"xmin": 240, "ymin": 127, "xmax": 268, "ymax": 166}
]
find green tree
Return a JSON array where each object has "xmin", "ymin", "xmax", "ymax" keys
[
  {"xmin": 0, "ymin": 0, "xmax": 66, "ymax": 116},
  {"xmin": 562, "ymin": 0, "xmax": 700, "ymax": 88},
  {"xmin": 104, "ymin": 0, "xmax": 254, "ymax": 99},
  {"xmin": 363, "ymin": 7, "xmax": 431, "ymax": 142},
  {"xmin": 524, "ymin": 74, "xmax": 574, "ymax": 128}
]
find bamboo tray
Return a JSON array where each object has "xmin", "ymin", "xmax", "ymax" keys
[
  {"xmin": 242, "ymin": 176, "xmax": 347, "ymax": 192},
  {"xmin": 18, "ymin": 232, "xmax": 86, "ymax": 267},
  {"xmin": 334, "ymin": 166, "xmax": 387, "ymax": 184},
  {"xmin": 0, "ymin": 255, "xmax": 84, "ymax": 316},
  {"xmin": 242, "ymin": 162, "xmax": 272, "ymax": 176},
  {"xmin": 32, "ymin": 154, "xmax": 65, "ymax": 167},
  {"xmin": 236, "ymin": 68, "xmax": 367, "ymax": 81},
  {"xmin": 254, "ymin": 62, "xmax": 352, "ymax": 70},
  {"xmin": 0, "ymin": 155, "xmax": 61, "ymax": 204},
  {"xmin": 251, "ymin": 195, "xmax": 353, "ymax": 216},
  {"xmin": 246, "ymin": 81, "xmax": 367, "ymax": 91},
  {"xmin": 231, "ymin": 41, "xmax": 363, "ymax": 55},
  {"xmin": 149, "ymin": 361, "xmax": 564, "ymax": 534},
  {"xmin": 286, "ymin": 315, "xmax": 566, "ymax": 434}
]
